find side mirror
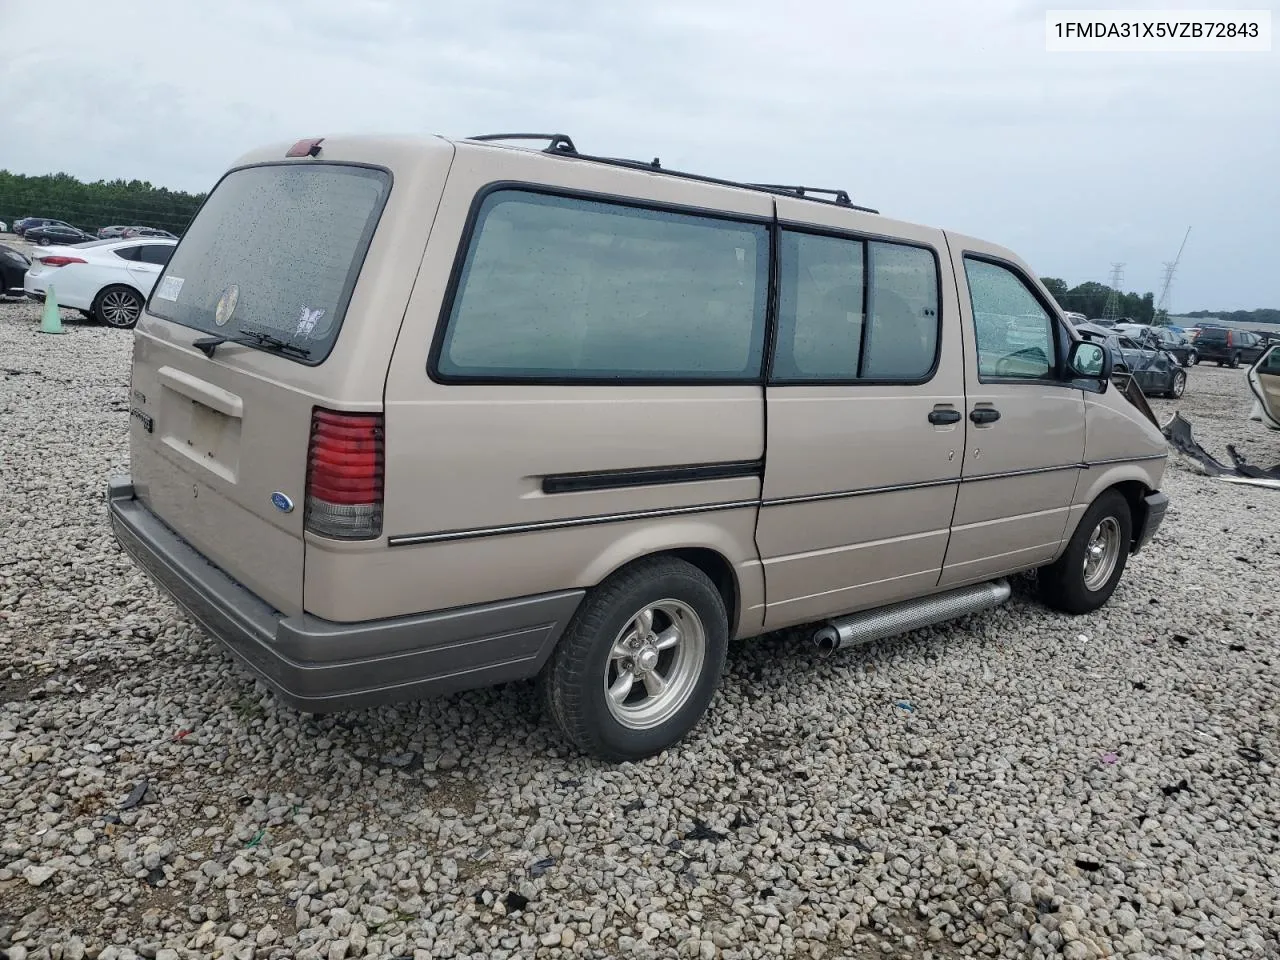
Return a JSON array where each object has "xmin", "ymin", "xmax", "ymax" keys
[{"xmin": 1068, "ymin": 340, "xmax": 1111, "ymax": 391}]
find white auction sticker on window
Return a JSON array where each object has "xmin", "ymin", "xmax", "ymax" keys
[{"xmin": 154, "ymin": 275, "xmax": 185, "ymax": 301}]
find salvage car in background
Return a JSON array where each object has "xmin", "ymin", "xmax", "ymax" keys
[
  {"xmin": 0, "ymin": 244, "xmax": 31, "ymax": 298},
  {"xmin": 24, "ymin": 223, "xmax": 95, "ymax": 246},
  {"xmin": 122, "ymin": 226, "xmax": 179, "ymax": 239},
  {"xmin": 1192, "ymin": 326, "xmax": 1266, "ymax": 368},
  {"xmin": 15, "ymin": 216, "xmax": 73, "ymax": 237},
  {"xmin": 1076, "ymin": 322, "xmax": 1186, "ymax": 398},
  {"xmin": 1116, "ymin": 323, "xmax": 1198, "ymax": 367},
  {"xmin": 24, "ymin": 237, "xmax": 176, "ymax": 328}
]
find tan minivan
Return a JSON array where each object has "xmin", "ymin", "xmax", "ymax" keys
[{"xmin": 108, "ymin": 133, "xmax": 1169, "ymax": 760}]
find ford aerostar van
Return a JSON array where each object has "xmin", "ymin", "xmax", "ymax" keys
[{"xmin": 108, "ymin": 133, "xmax": 1169, "ymax": 760}]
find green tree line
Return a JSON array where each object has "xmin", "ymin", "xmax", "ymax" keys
[
  {"xmin": 1040, "ymin": 277, "xmax": 1279, "ymax": 327},
  {"xmin": 1039, "ymin": 278, "xmax": 1156, "ymax": 324},
  {"xmin": 0, "ymin": 170, "xmax": 205, "ymax": 235}
]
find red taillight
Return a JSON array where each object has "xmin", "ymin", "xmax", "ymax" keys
[
  {"xmin": 1226, "ymin": 331, "xmax": 1234, "ymax": 346},
  {"xmin": 38, "ymin": 256, "xmax": 86, "ymax": 267},
  {"xmin": 304, "ymin": 408, "xmax": 384, "ymax": 540}
]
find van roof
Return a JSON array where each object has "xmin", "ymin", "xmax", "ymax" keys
[
  {"xmin": 231, "ymin": 131, "xmax": 880, "ymax": 214},
  {"xmin": 226, "ymin": 133, "xmax": 1044, "ymax": 269}
]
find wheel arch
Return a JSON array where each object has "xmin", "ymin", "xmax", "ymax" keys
[
  {"xmin": 574, "ymin": 520, "xmax": 760, "ymax": 640},
  {"xmin": 1065, "ymin": 472, "xmax": 1159, "ymax": 554}
]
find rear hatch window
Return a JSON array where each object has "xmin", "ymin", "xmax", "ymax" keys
[
  {"xmin": 1195, "ymin": 328, "xmax": 1227, "ymax": 341},
  {"xmin": 147, "ymin": 163, "xmax": 391, "ymax": 364}
]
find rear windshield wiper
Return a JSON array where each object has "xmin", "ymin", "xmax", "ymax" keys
[{"xmin": 192, "ymin": 330, "xmax": 311, "ymax": 360}]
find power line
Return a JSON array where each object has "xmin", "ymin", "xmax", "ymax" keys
[{"xmin": 1155, "ymin": 227, "xmax": 1192, "ymax": 319}]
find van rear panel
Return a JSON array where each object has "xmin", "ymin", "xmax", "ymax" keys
[
  {"xmin": 129, "ymin": 336, "xmax": 314, "ymax": 615},
  {"xmin": 125, "ymin": 137, "xmax": 456, "ymax": 618}
]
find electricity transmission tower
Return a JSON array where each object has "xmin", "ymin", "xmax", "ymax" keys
[
  {"xmin": 1102, "ymin": 263, "xmax": 1125, "ymax": 320},
  {"xmin": 1154, "ymin": 227, "xmax": 1192, "ymax": 323}
]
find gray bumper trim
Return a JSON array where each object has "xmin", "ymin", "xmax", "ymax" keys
[
  {"xmin": 1133, "ymin": 490, "xmax": 1169, "ymax": 554},
  {"xmin": 107, "ymin": 477, "xmax": 584, "ymax": 712}
]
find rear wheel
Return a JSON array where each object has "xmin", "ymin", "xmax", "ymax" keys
[
  {"xmin": 1038, "ymin": 491, "xmax": 1132, "ymax": 615},
  {"xmin": 1184, "ymin": 350, "xmax": 1197, "ymax": 366},
  {"xmin": 1165, "ymin": 368, "xmax": 1186, "ymax": 398},
  {"xmin": 540, "ymin": 556, "xmax": 728, "ymax": 761},
  {"xmin": 1229, "ymin": 352, "xmax": 1242, "ymax": 368},
  {"xmin": 93, "ymin": 285, "xmax": 143, "ymax": 329}
]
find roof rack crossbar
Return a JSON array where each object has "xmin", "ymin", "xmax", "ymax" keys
[
  {"xmin": 469, "ymin": 132, "xmax": 578, "ymax": 154},
  {"xmin": 466, "ymin": 134, "xmax": 879, "ymax": 214}
]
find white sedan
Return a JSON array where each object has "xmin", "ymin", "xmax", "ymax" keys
[{"xmin": 24, "ymin": 237, "xmax": 177, "ymax": 329}]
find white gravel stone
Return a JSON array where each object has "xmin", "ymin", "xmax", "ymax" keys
[{"xmin": 1, "ymin": 300, "xmax": 1278, "ymax": 959}]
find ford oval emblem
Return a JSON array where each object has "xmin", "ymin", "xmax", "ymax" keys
[{"xmin": 271, "ymin": 491, "xmax": 294, "ymax": 513}]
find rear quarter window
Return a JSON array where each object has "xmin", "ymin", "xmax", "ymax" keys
[
  {"xmin": 147, "ymin": 163, "xmax": 391, "ymax": 364},
  {"xmin": 434, "ymin": 190, "xmax": 769, "ymax": 382}
]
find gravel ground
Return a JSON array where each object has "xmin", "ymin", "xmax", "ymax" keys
[{"xmin": 1, "ymin": 299, "xmax": 1278, "ymax": 960}]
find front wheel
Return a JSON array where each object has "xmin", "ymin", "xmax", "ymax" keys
[
  {"xmin": 93, "ymin": 285, "xmax": 143, "ymax": 329},
  {"xmin": 1166, "ymin": 369, "xmax": 1186, "ymax": 399},
  {"xmin": 1184, "ymin": 350, "xmax": 1197, "ymax": 367},
  {"xmin": 540, "ymin": 557, "xmax": 728, "ymax": 761},
  {"xmin": 1038, "ymin": 491, "xmax": 1132, "ymax": 615}
]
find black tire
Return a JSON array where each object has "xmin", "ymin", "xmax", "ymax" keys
[
  {"xmin": 1229, "ymin": 352, "xmax": 1241, "ymax": 368},
  {"xmin": 540, "ymin": 556, "xmax": 728, "ymax": 761},
  {"xmin": 1038, "ymin": 490, "xmax": 1132, "ymax": 615},
  {"xmin": 1165, "ymin": 368, "xmax": 1186, "ymax": 399},
  {"xmin": 1184, "ymin": 350, "xmax": 1197, "ymax": 367},
  {"xmin": 92, "ymin": 285, "xmax": 143, "ymax": 329}
]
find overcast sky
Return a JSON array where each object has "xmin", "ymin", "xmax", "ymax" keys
[{"xmin": 4, "ymin": 0, "xmax": 1276, "ymax": 310}]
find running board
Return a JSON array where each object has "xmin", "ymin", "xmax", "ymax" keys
[{"xmin": 813, "ymin": 579, "xmax": 1011, "ymax": 654}]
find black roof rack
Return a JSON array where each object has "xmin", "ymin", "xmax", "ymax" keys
[
  {"xmin": 465, "ymin": 133, "xmax": 878, "ymax": 215},
  {"xmin": 749, "ymin": 184, "xmax": 852, "ymax": 205},
  {"xmin": 469, "ymin": 132, "xmax": 578, "ymax": 154}
]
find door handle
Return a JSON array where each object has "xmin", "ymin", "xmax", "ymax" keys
[
  {"xmin": 928, "ymin": 407, "xmax": 962, "ymax": 425},
  {"xmin": 970, "ymin": 407, "xmax": 1000, "ymax": 425}
]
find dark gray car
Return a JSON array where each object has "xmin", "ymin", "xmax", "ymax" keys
[
  {"xmin": 1192, "ymin": 326, "xmax": 1266, "ymax": 368},
  {"xmin": 1077, "ymin": 324, "xmax": 1186, "ymax": 398}
]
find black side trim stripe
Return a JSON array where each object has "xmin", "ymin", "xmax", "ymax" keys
[
  {"xmin": 388, "ymin": 499, "xmax": 760, "ymax": 547},
  {"xmin": 542, "ymin": 459, "xmax": 763, "ymax": 495}
]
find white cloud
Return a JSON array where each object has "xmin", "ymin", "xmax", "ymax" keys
[{"xmin": 2, "ymin": 0, "xmax": 1275, "ymax": 308}]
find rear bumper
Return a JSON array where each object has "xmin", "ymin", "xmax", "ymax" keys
[
  {"xmin": 107, "ymin": 477, "xmax": 583, "ymax": 713},
  {"xmin": 1193, "ymin": 347, "xmax": 1229, "ymax": 361},
  {"xmin": 1133, "ymin": 490, "xmax": 1169, "ymax": 554}
]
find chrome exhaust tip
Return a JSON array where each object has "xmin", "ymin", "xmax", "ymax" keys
[{"xmin": 813, "ymin": 626, "xmax": 841, "ymax": 656}]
